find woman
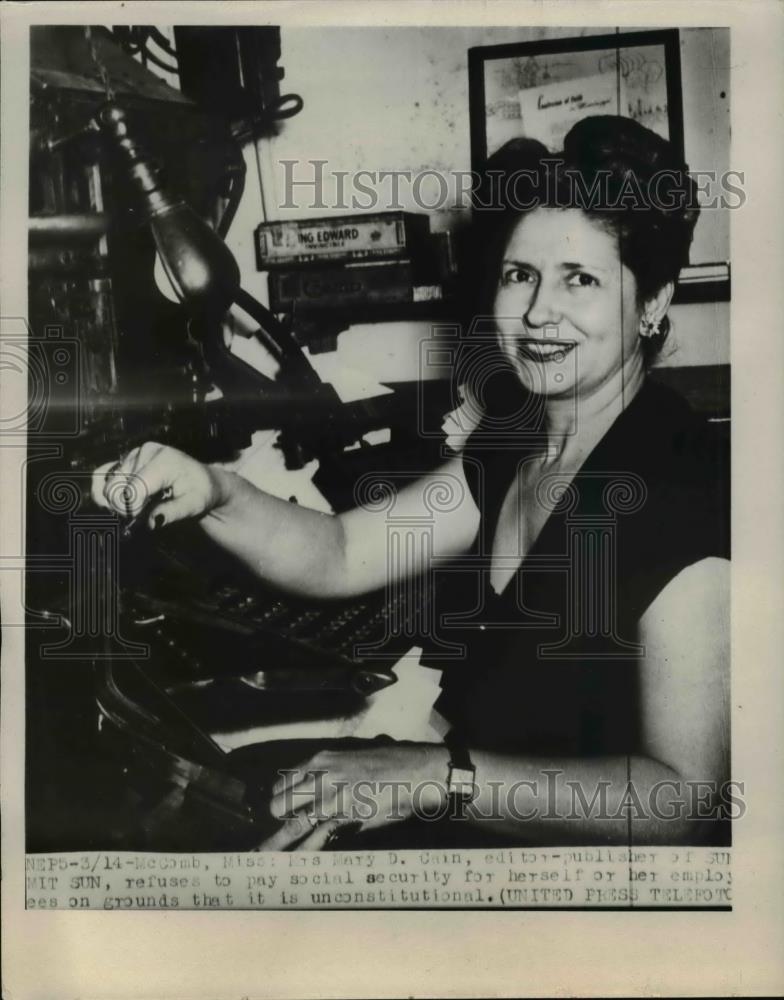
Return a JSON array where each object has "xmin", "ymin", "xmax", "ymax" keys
[{"xmin": 96, "ymin": 116, "xmax": 730, "ymax": 848}]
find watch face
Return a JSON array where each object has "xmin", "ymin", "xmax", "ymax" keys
[
  {"xmin": 449, "ymin": 767, "xmax": 474, "ymax": 787},
  {"xmin": 448, "ymin": 766, "xmax": 477, "ymax": 800}
]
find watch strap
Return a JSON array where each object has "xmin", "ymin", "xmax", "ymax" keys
[{"xmin": 444, "ymin": 728, "xmax": 473, "ymax": 772}]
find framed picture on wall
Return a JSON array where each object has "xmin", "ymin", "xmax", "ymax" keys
[
  {"xmin": 468, "ymin": 29, "xmax": 730, "ymax": 304},
  {"xmin": 468, "ymin": 29, "xmax": 684, "ymax": 167}
]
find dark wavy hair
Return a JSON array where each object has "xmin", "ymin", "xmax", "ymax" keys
[{"xmin": 462, "ymin": 116, "xmax": 700, "ymax": 363}]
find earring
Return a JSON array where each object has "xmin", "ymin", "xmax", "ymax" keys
[{"xmin": 639, "ymin": 315, "xmax": 662, "ymax": 339}]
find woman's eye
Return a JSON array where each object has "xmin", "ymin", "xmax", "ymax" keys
[
  {"xmin": 501, "ymin": 268, "xmax": 534, "ymax": 285},
  {"xmin": 567, "ymin": 272, "xmax": 599, "ymax": 288}
]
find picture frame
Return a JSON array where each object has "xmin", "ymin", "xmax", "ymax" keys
[
  {"xmin": 468, "ymin": 28, "xmax": 685, "ymax": 167},
  {"xmin": 468, "ymin": 29, "xmax": 730, "ymax": 304}
]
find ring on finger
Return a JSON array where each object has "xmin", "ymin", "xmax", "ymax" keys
[{"xmin": 304, "ymin": 812, "xmax": 320, "ymax": 829}]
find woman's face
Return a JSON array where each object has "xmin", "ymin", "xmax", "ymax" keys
[{"xmin": 493, "ymin": 207, "xmax": 644, "ymax": 400}]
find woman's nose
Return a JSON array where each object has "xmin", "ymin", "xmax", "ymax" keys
[{"xmin": 524, "ymin": 280, "xmax": 562, "ymax": 328}]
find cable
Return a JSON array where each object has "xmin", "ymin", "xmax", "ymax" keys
[
  {"xmin": 216, "ymin": 161, "xmax": 246, "ymax": 240},
  {"xmin": 110, "ymin": 26, "xmax": 180, "ymax": 74},
  {"xmin": 147, "ymin": 27, "xmax": 178, "ymax": 59},
  {"xmin": 268, "ymin": 94, "xmax": 304, "ymax": 121},
  {"xmin": 140, "ymin": 43, "xmax": 179, "ymax": 76}
]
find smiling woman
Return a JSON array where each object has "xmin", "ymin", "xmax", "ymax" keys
[
  {"xmin": 494, "ymin": 207, "xmax": 646, "ymax": 400},
  {"xmin": 95, "ymin": 116, "xmax": 729, "ymax": 851},
  {"xmin": 422, "ymin": 116, "xmax": 729, "ymax": 844}
]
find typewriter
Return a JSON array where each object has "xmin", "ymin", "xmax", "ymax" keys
[
  {"xmin": 114, "ymin": 521, "xmax": 428, "ymax": 720},
  {"xmin": 82, "ymin": 521, "xmax": 432, "ymax": 851}
]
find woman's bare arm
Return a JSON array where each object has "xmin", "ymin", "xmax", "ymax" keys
[
  {"xmin": 267, "ymin": 558, "xmax": 731, "ymax": 846},
  {"xmin": 204, "ymin": 454, "xmax": 479, "ymax": 598},
  {"xmin": 95, "ymin": 443, "xmax": 480, "ymax": 600},
  {"xmin": 458, "ymin": 557, "xmax": 732, "ymax": 843}
]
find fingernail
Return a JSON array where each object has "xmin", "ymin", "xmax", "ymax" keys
[{"xmin": 153, "ymin": 514, "xmax": 165, "ymax": 529}]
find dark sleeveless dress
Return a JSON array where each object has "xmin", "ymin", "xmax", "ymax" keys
[
  {"xmin": 335, "ymin": 376, "xmax": 730, "ymax": 851},
  {"xmin": 231, "ymin": 377, "xmax": 730, "ymax": 851},
  {"xmin": 429, "ymin": 377, "xmax": 730, "ymax": 757}
]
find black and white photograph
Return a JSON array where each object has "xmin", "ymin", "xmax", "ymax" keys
[
  {"xmin": 2, "ymin": 1, "xmax": 784, "ymax": 996},
  {"xmin": 23, "ymin": 21, "xmax": 733, "ymax": 854}
]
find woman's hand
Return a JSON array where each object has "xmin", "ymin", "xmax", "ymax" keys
[
  {"xmin": 92, "ymin": 441, "xmax": 229, "ymax": 530},
  {"xmin": 256, "ymin": 743, "xmax": 449, "ymax": 851}
]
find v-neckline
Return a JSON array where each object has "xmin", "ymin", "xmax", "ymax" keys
[{"xmin": 484, "ymin": 379, "xmax": 653, "ymax": 601}]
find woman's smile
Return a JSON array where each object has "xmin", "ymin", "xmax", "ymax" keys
[{"xmin": 515, "ymin": 339, "xmax": 577, "ymax": 364}]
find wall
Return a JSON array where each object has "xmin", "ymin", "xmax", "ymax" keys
[{"xmin": 224, "ymin": 26, "xmax": 730, "ymax": 390}]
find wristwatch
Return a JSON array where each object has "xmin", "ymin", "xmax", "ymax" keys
[{"xmin": 444, "ymin": 730, "xmax": 477, "ymax": 806}]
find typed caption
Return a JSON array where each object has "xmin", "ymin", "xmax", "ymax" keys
[{"xmin": 25, "ymin": 845, "xmax": 732, "ymax": 910}]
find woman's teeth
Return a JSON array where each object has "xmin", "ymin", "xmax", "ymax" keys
[{"xmin": 516, "ymin": 341, "xmax": 576, "ymax": 364}]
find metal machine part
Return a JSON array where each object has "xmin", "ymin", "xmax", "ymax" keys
[{"xmin": 25, "ymin": 26, "xmax": 451, "ymax": 853}]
